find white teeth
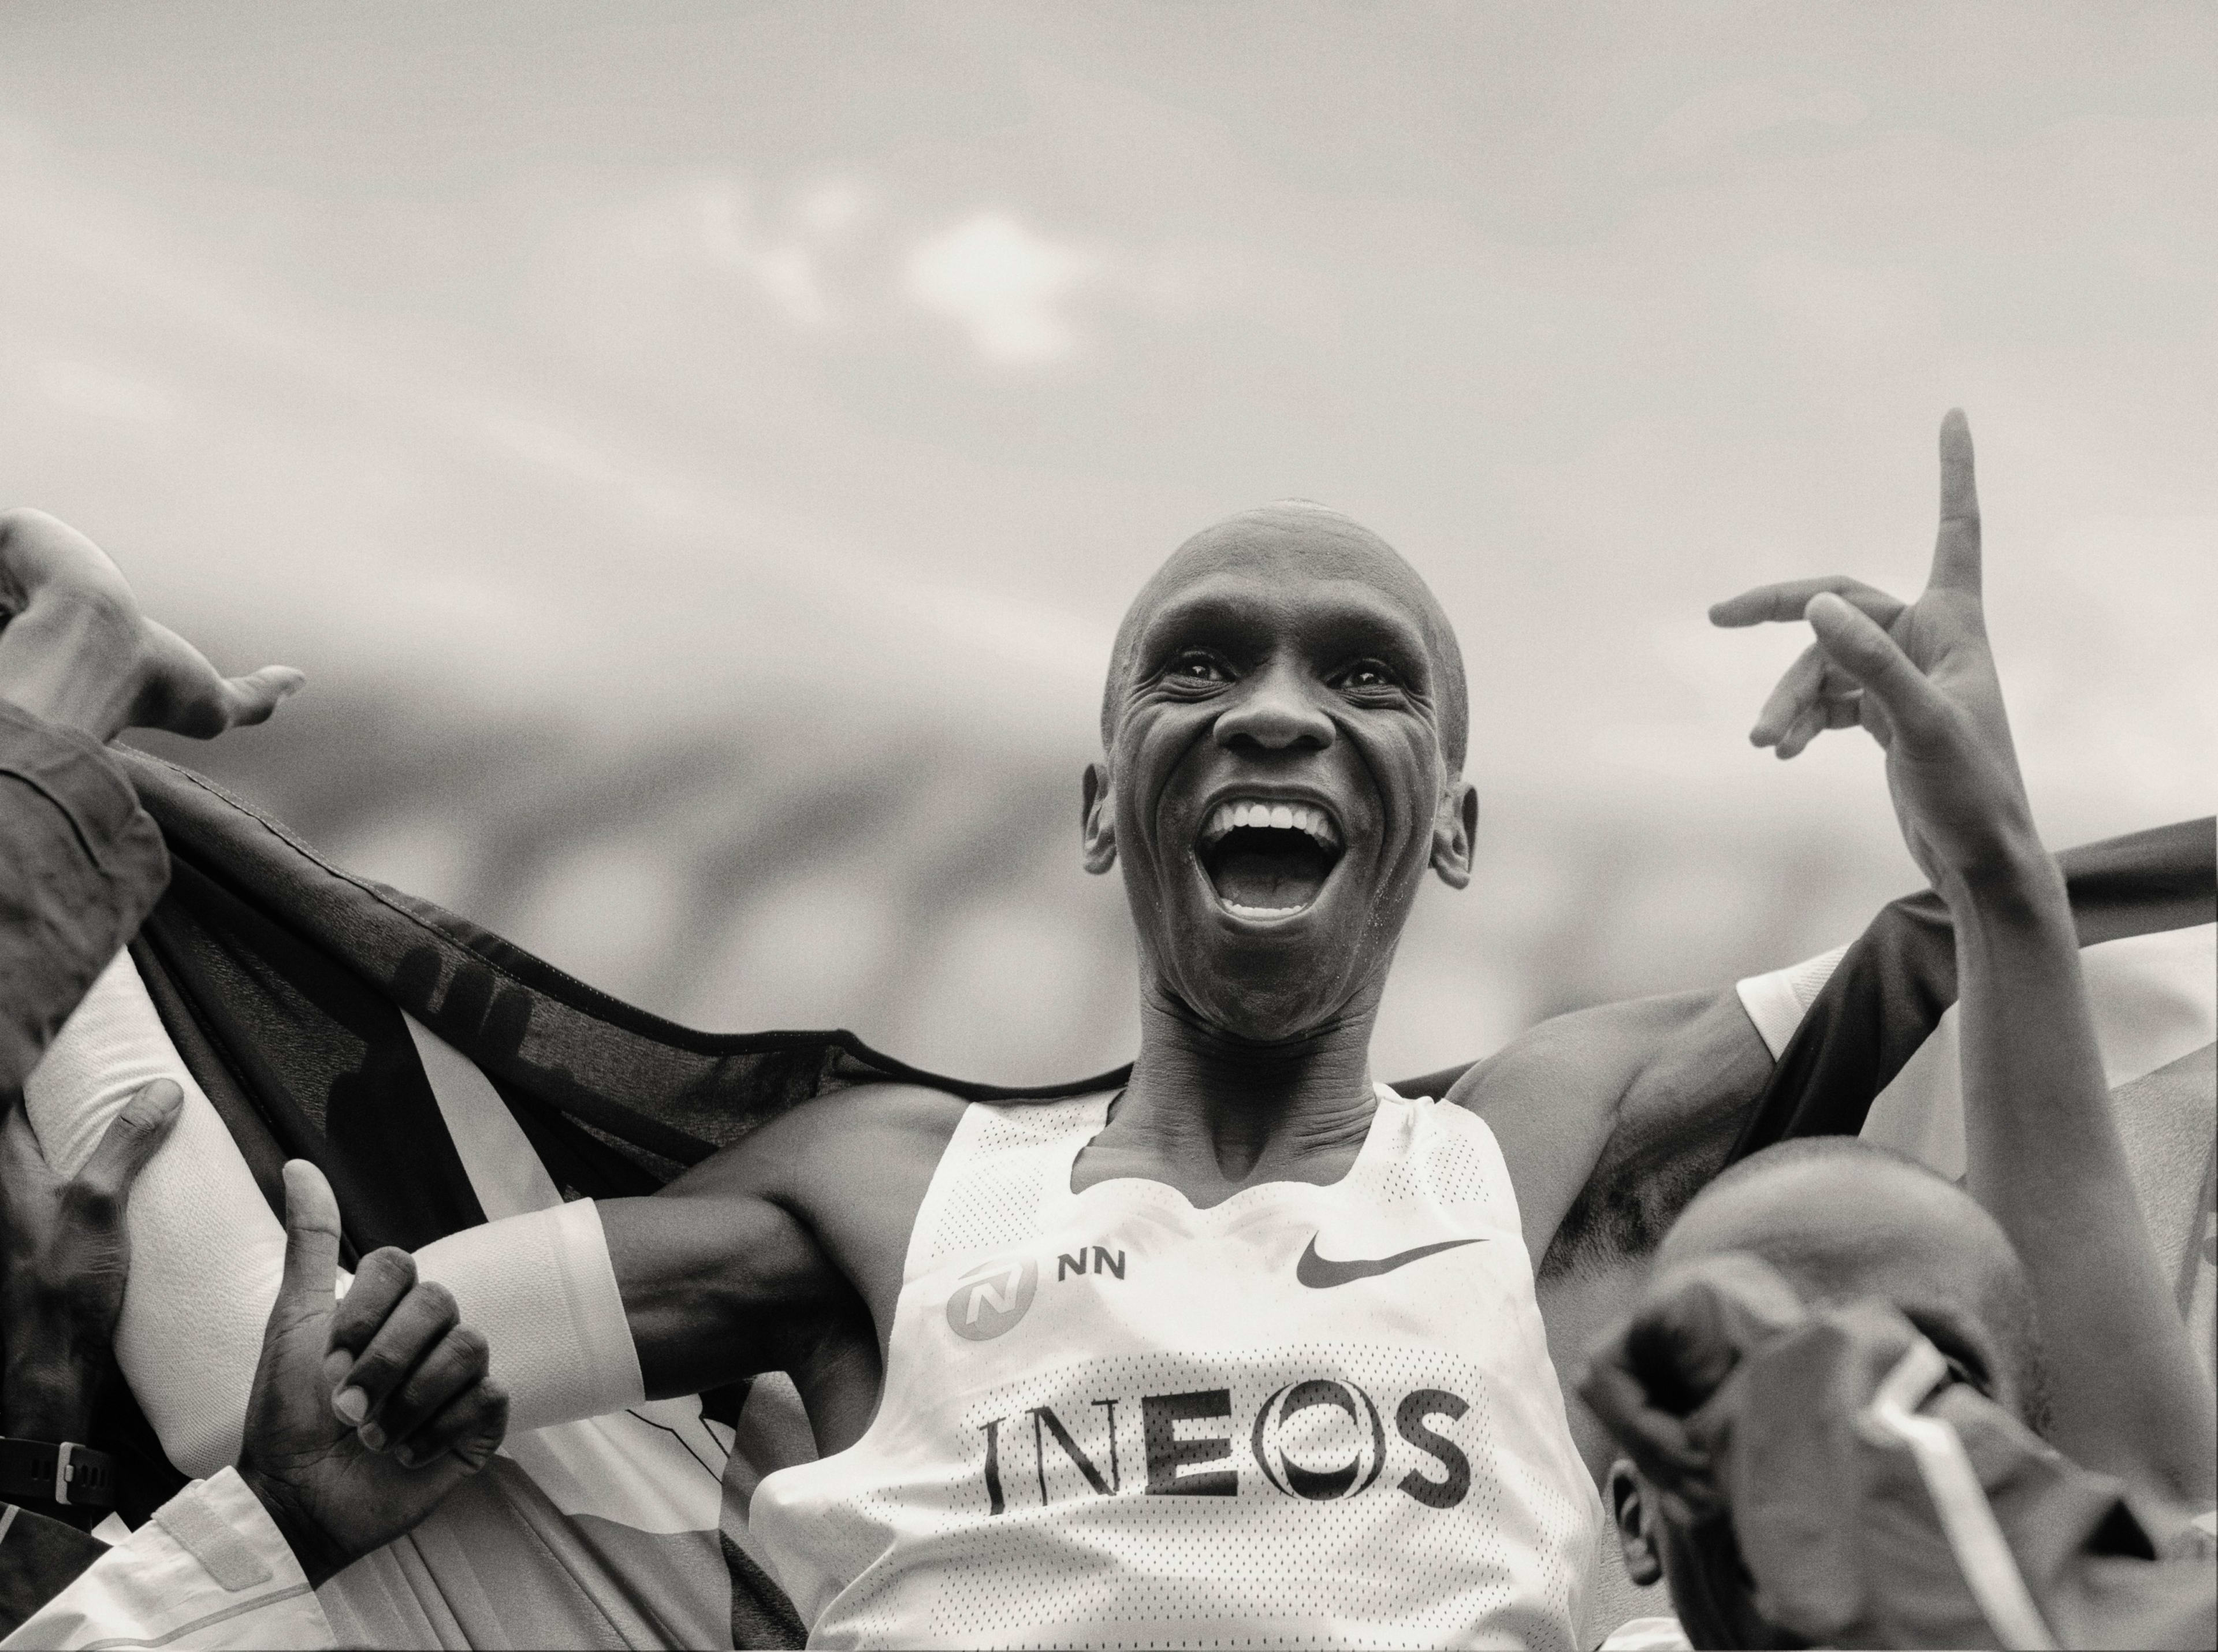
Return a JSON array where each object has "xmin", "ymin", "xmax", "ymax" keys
[
  {"xmin": 1199, "ymin": 799, "xmax": 1342, "ymax": 849},
  {"xmin": 1224, "ymin": 902, "xmax": 1305, "ymax": 918}
]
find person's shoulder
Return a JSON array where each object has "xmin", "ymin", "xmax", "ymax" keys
[
  {"xmin": 1446, "ymin": 991, "xmax": 1703, "ymax": 1112},
  {"xmin": 1445, "ymin": 987, "xmax": 1748, "ymax": 1120},
  {"xmin": 721, "ymin": 1080, "xmax": 971, "ymax": 1185},
  {"xmin": 1443, "ymin": 989, "xmax": 1754, "ymax": 1253}
]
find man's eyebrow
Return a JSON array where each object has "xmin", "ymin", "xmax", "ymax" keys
[
  {"xmin": 1135, "ymin": 582, "xmax": 1436, "ymax": 672},
  {"xmin": 1135, "ymin": 590, "xmax": 1262, "ymax": 651}
]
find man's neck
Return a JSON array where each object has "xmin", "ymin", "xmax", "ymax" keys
[{"xmin": 1073, "ymin": 989, "xmax": 1382, "ymax": 1204}]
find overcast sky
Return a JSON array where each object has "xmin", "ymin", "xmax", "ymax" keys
[{"xmin": 2, "ymin": 1, "xmax": 2210, "ymax": 854}]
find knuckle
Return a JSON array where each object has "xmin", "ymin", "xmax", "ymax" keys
[
  {"xmin": 107, "ymin": 1106, "xmax": 153, "ymax": 1140},
  {"xmin": 449, "ymin": 1325, "xmax": 490, "ymax": 1370},
  {"xmin": 349, "ymin": 1346, "xmax": 402, "ymax": 1390},
  {"xmin": 362, "ymin": 1247, "xmax": 416, "ymax": 1288}
]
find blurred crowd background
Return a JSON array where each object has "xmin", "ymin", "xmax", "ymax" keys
[{"xmin": 2, "ymin": 2, "xmax": 2210, "ymax": 1086}]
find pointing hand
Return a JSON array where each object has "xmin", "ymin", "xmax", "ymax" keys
[{"xmin": 1710, "ymin": 411, "xmax": 2038, "ymax": 890}]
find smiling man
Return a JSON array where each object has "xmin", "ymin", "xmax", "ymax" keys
[
  {"xmin": 580, "ymin": 494, "xmax": 1795, "ymax": 1650},
  {"xmin": 21, "ymin": 419, "xmax": 2092, "ymax": 1650}
]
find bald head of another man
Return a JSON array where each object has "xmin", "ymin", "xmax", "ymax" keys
[{"xmin": 1609, "ymin": 1137, "xmax": 2052, "ymax": 1650}]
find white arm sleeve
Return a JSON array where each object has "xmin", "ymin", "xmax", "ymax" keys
[
  {"xmin": 1733, "ymin": 943, "xmax": 1849, "ymax": 1061},
  {"xmin": 414, "ymin": 1199, "xmax": 645, "ymax": 1433},
  {"xmin": 23, "ymin": 952, "xmax": 644, "ymax": 1478},
  {"xmin": 24, "ymin": 954, "xmax": 283, "ymax": 1476}
]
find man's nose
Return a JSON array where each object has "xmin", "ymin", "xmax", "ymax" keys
[{"xmin": 1214, "ymin": 665, "xmax": 1335, "ymax": 753}]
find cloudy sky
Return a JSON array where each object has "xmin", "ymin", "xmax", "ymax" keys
[{"xmin": 0, "ymin": 2, "xmax": 2210, "ymax": 1071}]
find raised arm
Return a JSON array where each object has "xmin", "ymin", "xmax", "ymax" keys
[
  {"xmin": 1449, "ymin": 988, "xmax": 1773, "ymax": 1271},
  {"xmin": 1713, "ymin": 408, "xmax": 2216, "ymax": 1513}
]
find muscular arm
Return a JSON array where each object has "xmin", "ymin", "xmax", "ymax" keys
[
  {"xmin": 600, "ymin": 1082, "xmax": 965, "ymax": 1455},
  {"xmin": 1955, "ymin": 853, "xmax": 2216, "ymax": 1510},
  {"xmin": 1448, "ymin": 987, "xmax": 1776, "ymax": 1491},
  {"xmin": 1447, "ymin": 987, "xmax": 1774, "ymax": 1273}
]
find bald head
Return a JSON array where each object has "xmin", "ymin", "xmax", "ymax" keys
[
  {"xmin": 1101, "ymin": 502, "xmax": 1469, "ymax": 771},
  {"xmin": 1662, "ymin": 1138, "xmax": 2048, "ymax": 1428}
]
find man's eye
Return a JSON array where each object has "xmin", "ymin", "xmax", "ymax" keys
[
  {"xmin": 1341, "ymin": 661, "xmax": 1398, "ymax": 691},
  {"xmin": 1168, "ymin": 654, "xmax": 1228, "ymax": 683}
]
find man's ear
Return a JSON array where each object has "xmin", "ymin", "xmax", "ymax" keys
[
  {"xmin": 1081, "ymin": 762, "xmax": 1117, "ymax": 875},
  {"xmin": 1608, "ymin": 1459, "xmax": 1664, "ymax": 1588},
  {"xmin": 1430, "ymin": 778, "xmax": 1478, "ymax": 888}
]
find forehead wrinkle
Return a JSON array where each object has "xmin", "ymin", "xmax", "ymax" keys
[{"xmin": 1136, "ymin": 573, "xmax": 1437, "ymax": 680}]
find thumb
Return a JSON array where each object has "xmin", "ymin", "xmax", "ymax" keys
[
  {"xmin": 75, "ymin": 1078, "xmax": 185, "ymax": 1204},
  {"xmin": 276, "ymin": 1159, "xmax": 344, "ymax": 1323},
  {"xmin": 217, "ymin": 666, "xmax": 306, "ymax": 731},
  {"xmin": 1804, "ymin": 593, "xmax": 1952, "ymax": 749}
]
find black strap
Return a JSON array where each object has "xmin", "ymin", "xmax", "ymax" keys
[{"xmin": 0, "ymin": 1440, "xmax": 117, "ymax": 1511}]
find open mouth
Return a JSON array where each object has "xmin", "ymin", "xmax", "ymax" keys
[{"xmin": 1197, "ymin": 799, "xmax": 1344, "ymax": 920}]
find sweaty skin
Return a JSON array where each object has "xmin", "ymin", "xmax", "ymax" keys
[{"xmin": 602, "ymin": 502, "xmax": 1775, "ymax": 1465}]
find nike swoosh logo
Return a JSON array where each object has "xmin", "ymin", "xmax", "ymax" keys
[{"xmin": 1295, "ymin": 1234, "xmax": 1485, "ymax": 1288}]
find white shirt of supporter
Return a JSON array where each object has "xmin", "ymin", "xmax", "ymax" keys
[
  {"xmin": 1594, "ymin": 1616, "xmax": 1693, "ymax": 1651},
  {"xmin": 1, "ymin": 1470, "xmax": 334, "ymax": 1651},
  {"xmin": 750, "ymin": 1085, "xmax": 1603, "ymax": 1651}
]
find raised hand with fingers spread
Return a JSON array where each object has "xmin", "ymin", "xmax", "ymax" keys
[
  {"xmin": 0, "ymin": 508, "xmax": 302, "ymax": 745},
  {"xmin": 1715, "ymin": 410, "xmax": 2218, "ymax": 1519},
  {"xmin": 237, "ymin": 1162, "xmax": 508, "ymax": 1587},
  {"xmin": 1710, "ymin": 410, "xmax": 2031, "ymax": 891}
]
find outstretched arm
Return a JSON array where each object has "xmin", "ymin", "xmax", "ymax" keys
[
  {"xmin": 0, "ymin": 508, "xmax": 299, "ymax": 1095},
  {"xmin": 0, "ymin": 509, "xmax": 300, "ymax": 749},
  {"xmin": 1713, "ymin": 409, "xmax": 2215, "ymax": 1513}
]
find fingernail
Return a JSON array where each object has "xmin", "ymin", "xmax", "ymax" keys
[
  {"xmin": 360, "ymin": 1422, "xmax": 386, "ymax": 1451},
  {"xmin": 333, "ymin": 1387, "xmax": 368, "ymax": 1425},
  {"xmin": 394, "ymin": 1444, "xmax": 417, "ymax": 1468}
]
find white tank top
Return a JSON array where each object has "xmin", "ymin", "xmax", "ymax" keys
[{"xmin": 750, "ymin": 1086, "xmax": 1602, "ymax": 1650}]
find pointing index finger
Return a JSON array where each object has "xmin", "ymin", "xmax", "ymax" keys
[{"xmin": 1929, "ymin": 408, "xmax": 1981, "ymax": 596}]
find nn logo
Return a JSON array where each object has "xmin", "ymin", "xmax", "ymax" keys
[
  {"xmin": 1058, "ymin": 1245, "xmax": 1125, "ymax": 1281},
  {"xmin": 945, "ymin": 1255, "xmax": 1038, "ymax": 1341}
]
